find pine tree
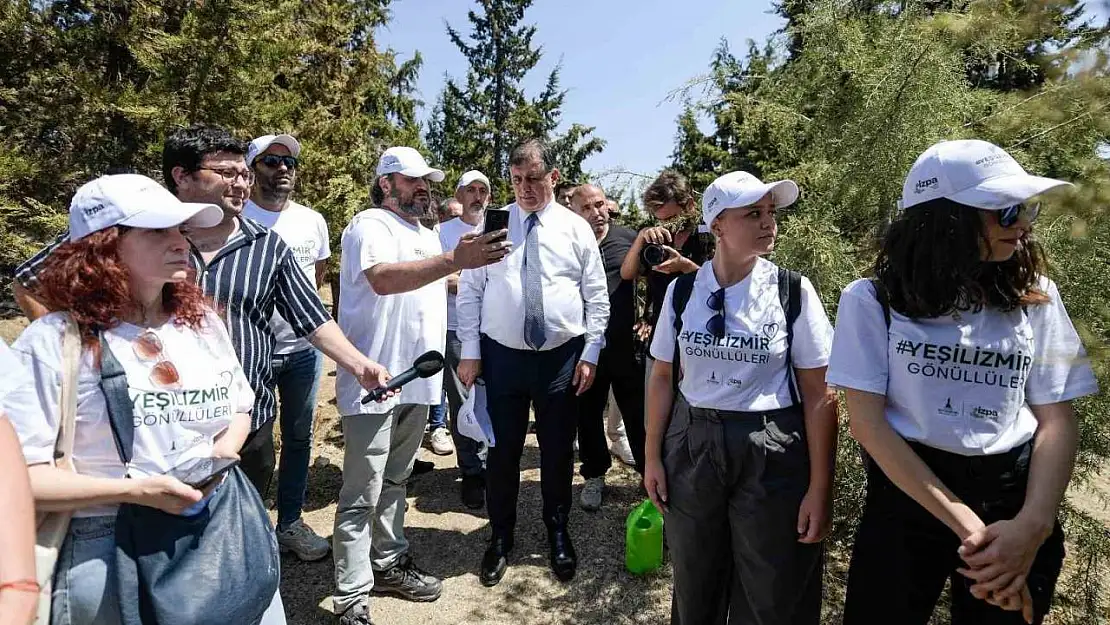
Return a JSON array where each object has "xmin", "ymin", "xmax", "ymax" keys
[{"xmin": 426, "ymin": 0, "xmax": 604, "ymax": 202}]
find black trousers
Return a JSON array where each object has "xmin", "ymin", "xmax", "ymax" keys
[
  {"xmin": 577, "ymin": 338, "xmax": 646, "ymax": 477},
  {"xmin": 843, "ymin": 440, "xmax": 1066, "ymax": 625},
  {"xmin": 664, "ymin": 395, "xmax": 822, "ymax": 625},
  {"xmin": 239, "ymin": 417, "xmax": 276, "ymax": 498},
  {"xmin": 482, "ymin": 334, "xmax": 583, "ymax": 536}
]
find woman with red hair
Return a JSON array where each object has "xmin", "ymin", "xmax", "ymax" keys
[{"xmin": 2, "ymin": 174, "xmax": 285, "ymax": 625}]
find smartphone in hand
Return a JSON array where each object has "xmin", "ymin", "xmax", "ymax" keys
[
  {"xmin": 483, "ymin": 208, "xmax": 510, "ymax": 238},
  {"xmin": 165, "ymin": 456, "xmax": 240, "ymax": 489}
]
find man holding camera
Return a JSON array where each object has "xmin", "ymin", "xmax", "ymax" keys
[{"xmin": 567, "ymin": 184, "xmax": 645, "ymax": 511}]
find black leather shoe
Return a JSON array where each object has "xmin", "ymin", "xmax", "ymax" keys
[
  {"xmin": 547, "ymin": 527, "xmax": 577, "ymax": 582},
  {"xmin": 480, "ymin": 535, "xmax": 512, "ymax": 587}
]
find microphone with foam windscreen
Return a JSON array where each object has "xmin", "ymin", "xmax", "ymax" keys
[{"xmin": 360, "ymin": 350, "xmax": 445, "ymax": 404}]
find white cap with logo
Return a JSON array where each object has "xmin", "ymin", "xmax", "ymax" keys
[
  {"xmin": 456, "ymin": 170, "xmax": 491, "ymax": 190},
  {"xmin": 701, "ymin": 171, "xmax": 799, "ymax": 226},
  {"xmin": 901, "ymin": 139, "xmax": 1072, "ymax": 210},
  {"xmin": 68, "ymin": 174, "xmax": 224, "ymax": 242},
  {"xmin": 376, "ymin": 147, "xmax": 445, "ymax": 182},
  {"xmin": 246, "ymin": 134, "xmax": 301, "ymax": 166}
]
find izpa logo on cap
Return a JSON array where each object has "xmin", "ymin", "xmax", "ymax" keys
[
  {"xmin": 83, "ymin": 203, "xmax": 106, "ymax": 217},
  {"xmin": 708, "ymin": 196, "xmax": 720, "ymax": 208},
  {"xmin": 381, "ymin": 155, "xmax": 401, "ymax": 169},
  {"xmin": 914, "ymin": 177, "xmax": 939, "ymax": 194}
]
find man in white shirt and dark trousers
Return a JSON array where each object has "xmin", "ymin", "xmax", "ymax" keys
[
  {"xmin": 457, "ymin": 139, "xmax": 610, "ymax": 586},
  {"xmin": 333, "ymin": 147, "xmax": 510, "ymax": 625},
  {"xmin": 242, "ymin": 133, "xmax": 333, "ymax": 562},
  {"xmin": 439, "ymin": 170, "xmax": 494, "ymax": 509}
]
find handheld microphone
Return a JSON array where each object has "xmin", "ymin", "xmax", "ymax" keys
[{"xmin": 360, "ymin": 350, "xmax": 445, "ymax": 404}]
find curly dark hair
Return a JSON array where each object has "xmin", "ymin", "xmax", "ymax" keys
[
  {"xmin": 35, "ymin": 227, "xmax": 210, "ymax": 350},
  {"xmin": 642, "ymin": 169, "xmax": 695, "ymax": 212},
  {"xmin": 161, "ymin": 124, "xmax": 248, "ymax": 193},
  {"xmin": 874, "ymin": 198, "xmax": 1048, "ymax": 319}
]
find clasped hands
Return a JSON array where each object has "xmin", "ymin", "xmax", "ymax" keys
[{"xmin": 957, "ymin": 513, "xmax": 1052, "ymax": 624}]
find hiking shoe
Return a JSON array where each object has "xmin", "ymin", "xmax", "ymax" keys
[
  {"xmin": 336, "ymin": 598, "xmax": 374, "ymax": 625},
  {"xmin": 429, "ymin": 427, "xmax": 454, "ymax": 455},
  {"xmin": 609, "ymin": 437, "xmax": 636, "ymax": 466},
  {"xmin": 580, "ymin": 477, "xmax": 605, "ymax": 511},
  {"xmin": 461, "ymin": 473, "xmax": 485, "ymax": 510},
  {"xmin": 276, "ymin": 518, "xmax": 330, "ymax": 561},
  {"xmin": 373, "ymin": 555, "xmax": 442, "ymax": 602}
]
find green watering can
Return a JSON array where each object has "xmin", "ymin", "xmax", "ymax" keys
[{"xmin": 625, "ymin": 499, "xmax": 664, "ymax": 574}]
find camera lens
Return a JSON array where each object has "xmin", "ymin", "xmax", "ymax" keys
[{"xmin": 641, "ymin": 243, "xmax": 668, "ymax": 267}]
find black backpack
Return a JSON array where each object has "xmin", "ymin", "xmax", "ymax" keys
[{"xmin": 670, "ymin": 267, "xmax": 804, "ymax": 406}]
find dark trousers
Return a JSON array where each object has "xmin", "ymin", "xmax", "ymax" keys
[
  {"xmin": 482, "ymin": 334, "xmax": 583, "ymax": 536},
  {"xmin": 664, "ymin": 395, "xmax": 822, "ymax": 625},
  {"xmin": 577, "ymin": 339, "xmax": 646, "ymax": 476},
  {"xmin": 239, "ymin": 417, "xmax": 276, "ymax": 498},
  {"xmin": 843, "ymin": 440, "xmax": 1065, "ymax": 625}
]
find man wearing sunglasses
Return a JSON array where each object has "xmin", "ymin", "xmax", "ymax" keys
[{"xmin": 241, "ymin": 134, "xmax": 333, "ymax": 562}]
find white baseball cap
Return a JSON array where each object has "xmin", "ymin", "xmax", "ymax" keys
[
  {"xmin": 375, "ymin": 147, "xmax": 445, "ymax": 182},
  {"xmin": 68, "ymin": 174, "xmax": 224, "ymax": 242},
  {"xmin": 702, "ymin": 171, "xmax": 799, "ymax": 226},
  {"xmin": 901, "ymin": 139, "xmax": 1072, "ymax": 210},
  {"xmin": 456, "ymin": 170, "xmax": 491, "ymax": 190},
  {"xmin": 246, "ymin": 134, "xmax": 301, "ymax": 166}
]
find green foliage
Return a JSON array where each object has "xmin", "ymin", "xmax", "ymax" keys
[
  {"xmin": 426, "ymin": 0, "xmax": 605, "ymax": 205},
  {"xmin": 0, "ymin": 0, "xmax": 421, "ymax": 275},
  {"xmin": 676, "ymin": 1, "xmax": 1110, "ymax": 621}
]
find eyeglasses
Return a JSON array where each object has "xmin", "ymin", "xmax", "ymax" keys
[
  {"xmin": 197, "ymin": 167, "xmax": 255, "ymax": 185},
  {"xmin": 998, "ymin": 202, "xmax": 1039, "ymax": 228},
  {"xmin": 705, "ymin": 288, "xmax": 726, "ymax": 339},
  {"xmin": 132, "ymin": 331, "xmax": 181, "ymax": 389},
  {"xmin": 257, "ymin": 155, "xmax": 298, "ymax": 170}
]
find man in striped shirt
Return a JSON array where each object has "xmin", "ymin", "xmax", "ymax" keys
[{"xmin": 10, "ymin": 124, "xmax": 391, "ymax": 501}]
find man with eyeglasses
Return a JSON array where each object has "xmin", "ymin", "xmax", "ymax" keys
[
  {"xmin": 10, "ymin": 124, "xmax": 392, "ymax": 509},
  {"xmin": 238, "ymin": 134, "xmax": 333, "ymax": 562}
]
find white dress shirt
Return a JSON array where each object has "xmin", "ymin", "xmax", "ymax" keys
[{"xmin": 457, "ymin": 200, "xmax": 610, "ymax": 364}]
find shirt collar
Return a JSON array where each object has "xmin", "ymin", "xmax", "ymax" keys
[
  {"xmin": 514, "ymin": 199, "xmax": 556, "ymax": 227},
  {"xmin": 702, "ymin": 256, "xmax": 772, "ymax": 298}
]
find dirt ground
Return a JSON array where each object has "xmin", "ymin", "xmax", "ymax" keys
[{"xmin": 2, "ymin": 312, "xmax": 1108, "ymax": 625}]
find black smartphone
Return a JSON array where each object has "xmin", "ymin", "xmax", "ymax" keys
[
  {"xmin": 483, "ymin": 208, "xmax": 510, "ymax": 237},
  {"xmin": 166, "ymin": 456, "xmax": 240, "ymax": 489}
]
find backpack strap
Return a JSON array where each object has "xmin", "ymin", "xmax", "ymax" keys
[
  {"xmin": 870, "ymin": 278, "xmax": 892, "ymax": 329},
  {"xmin": 777, "ymin": 268, "xmax": 803, "ymax": 406},
  {"xmin": 98, "ymin": 334, "xmax": 135, "ymax": 467},
  {"xmin": 670, "ymin": 273, "xmax": 697, "ymax": 393}
]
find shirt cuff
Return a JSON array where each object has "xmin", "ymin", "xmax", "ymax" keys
[
  {"xmin": 579, "ymin": 341, "xmax": 602, "ymax": 365},
  {"xmin": 461, "ymin": 339, "xmax": 482, "ymax": 360}
]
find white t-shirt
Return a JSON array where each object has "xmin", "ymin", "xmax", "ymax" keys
[
  {"xmin": 649, "ymin": 257, "xmax": 833, "ymax": 412},
  {"xmin": 243, "ymin": 199, "xmax": 331, "ymax": 355},
  {"xmin": 827, "ymin": 278, "xmax": 1098, "ymax": 456},
  {"xmin": 337, "ymin": 208, "xmax": 447, "ymax": 415},
  {"xmin": 0, "ymin": 340, "xmax": 33, "ymax": 406},
  {"xmin": 2, "ymin": 312, "xmax": 255, "ymax": 516},
  {"xmin": 439, "ymin": 216, "xmax": 481, "ymax": 332}
]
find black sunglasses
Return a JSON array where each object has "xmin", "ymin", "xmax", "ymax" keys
[
  {"xmin": 257, "ymin": 154, "xmax": 298, "ymax": 169},
  {"xmin": 705, "ymin": 288, "xmax": 726, "ymax": 339},
  {"xmin": 998, "ymin": 202, "xmax": 1039, "ymax": 228}
]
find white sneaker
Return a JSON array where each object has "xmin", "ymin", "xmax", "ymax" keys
[
  {"xmin": 429, "ymin": 427, "xmax": 454, "ymax": 456},
  {"xmin": 276, "ymin": 518, "xmax": 330, "ymax": 561},
  {"xmin": 580, "ymin": 477, "xmax": 605, "ymax": 511},
  {"xmin": 609, "ymin": 438, "xmax": 636, "ymax": 467}
]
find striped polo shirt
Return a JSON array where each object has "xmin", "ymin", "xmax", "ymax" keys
[{"xmin": 14, "ymin": 218, "xmax": 330, "ymax": 430}]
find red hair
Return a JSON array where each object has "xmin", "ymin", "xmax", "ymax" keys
[{"xmin": 36, "ymin": 227, "xmax": 210, "ymax": 348}]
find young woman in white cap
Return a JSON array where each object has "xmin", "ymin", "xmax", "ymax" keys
[
  {"xmin": 643, "ymin": 171, "xmax": 838, "ymax": 624},
  {"xmin": 829, "ymin": 139, "xmax": 1098, "ymax": 624},
  {"xmin": 1, "ymin": 174, "xmax": 293, "ymax": 625}
]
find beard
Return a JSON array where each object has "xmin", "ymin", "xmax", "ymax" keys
[{"xmin": 394, "ymin": 187, "xmax": 429, "ymax": 218}]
